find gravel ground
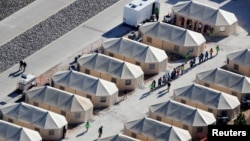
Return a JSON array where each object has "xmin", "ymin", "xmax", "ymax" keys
[
  {"xmin": 0, "ymin": 0, "xmax": 119, "ymax": 73},
  {"xmin": 0, "ymin": 0, "xmax": 35, "ymax": 21}
]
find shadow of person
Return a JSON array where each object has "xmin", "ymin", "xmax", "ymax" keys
[
  {"xmin": 8, "ymin": 70, "xmax": 22, "ymax": 77},
  {"xmin": 76, "ymin": 131, "xmax": 87, "ymax": 137}
]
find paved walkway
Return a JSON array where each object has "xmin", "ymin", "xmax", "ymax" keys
[{"xmin": 0, "ymin": 0, "xmax": 76, "ymax": 46}]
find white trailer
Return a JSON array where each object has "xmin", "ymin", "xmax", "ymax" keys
[{"xmin": 123, "ymin": 0, "xmax": 160, "ymax": 27}]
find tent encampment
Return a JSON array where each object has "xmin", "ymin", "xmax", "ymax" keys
[
  {"xmin": 139, "ymin": 22, "xmax": 206, "ymax": 57},
  {"xmin": 102, "ymin": 37, "xmax": 168, "ymax": 75},
  {"xmin": 24, "ymin": 86, "xmax": 94, "ymax": 124},
  {"xmin": 149, "ymin": 100, "xmax": 216, "ymax": 138},
  {"xmin": 227, "ymin": 48, "xmax": 250, "ymax": 77},
  {"xmin": 124, "ymin": 117, "xmax": 192, "ymax": 141},
  {"xmin": 0, "ymin": 120, "xmax": 42, "ymax": 141},
  {"xmin": 196, "ymin": 67, "xmax": 250, "ymax": 101},
  {"xmin": 100, "ymin": 133, "xmax": 140, "ymax": 141},
  {"xmin": 51, "ymin": 70, "xmax": 118, "ymax": 108},
  {"xmin": 173, "ymin": 83, "xmax": 241, "ymax": 120},
  {"xmin": 0, "ymin": 102, "xmax": 68, "ymax": 140},
  {"xmin": 77, "ymin": 53, "xmax": 144, "ymax": 91},
  {"xmin": 172, "ymin": 0, "xmax": 238, "ymax": 36}
]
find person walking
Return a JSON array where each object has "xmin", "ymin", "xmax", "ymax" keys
[
  {"xmin": 205, "ymin": 51, "xmax": 208, "ymax": 60},
  {"xmin": 167, "ymin": 82, "xmax": 171, "ymax": 92},
  {"xmin": 209, "ymin": 48, "xmax": 213, "ymax": 58},
  {"xmin": 23, "ymin": 61, "xmax": 27, "ymax": 71},
  {"xmin": 215, "ymin": 45, "xmax": 220, "ymax": 55},
  {"xmin": 19, "ymin": 60, "xmax": 23, "ymax": 71},
  {"xmin": 85, "ymin": 122, "xmax": 90, "ymax": 132},
  {"xmin": 123, "ymin": 89, "xmax": 128, "ymax": 100},
  {"xmin": 98, "ymin": 126, "xmax": 103, "ymax": 138}
]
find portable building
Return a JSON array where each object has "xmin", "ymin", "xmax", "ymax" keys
[
  {"xmin": 196, "ymin": 67, "xmax": 250, "ymax": 101},
  {"xmin": 0, "ymin": 120, "xmax": 42, "ymax": 141},
  {"xmin": 51, "ymin": 70, "xmax": 118, "ymax": 108},
  {"xmin": 0, "ymin": 102, "xmax": 68, "ymax": 140},
  {"xmin": 103, "ymin": 37, "xmax": 168, "ymax": 75},
  {"xmin": 77, "ymin": 53, "xmax": 144, "ymax": 91},
  {"xmin": 149, "ymin": 100, "xmax": 216, "ymax": 138},
  {"xmin": 24, "ymin": 86, "xmax": 93, "ymax": 124},
  {"xmin": 172, "ymin": 0, "xmax": 238, "ymax": 36},
  {"xmin": 139, "ymin": 22, "xmax": 206, "ymax": 57},
  {"xmin": 124, "ymin": 117, "xmax": 192, "ymax": 141},
  {"xmin": 173, "ymin": 83, "xmax": 241, "ymax": 120},
  {"xmin": 123, "ymin": 0, "xmax": 160, "ymax": 27},
  {"xmin": 227, "ymin": 48, "xmax": 250, "ymax": 77},
  {"xmin": 100, "ymin": 133, "xmax": 141, "ymax": 141}
]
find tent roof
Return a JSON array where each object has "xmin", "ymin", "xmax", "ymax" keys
[
  {"xmin": 227, "ymin": 48, "xmax": 250, "ymax": 67},
  {"xmin": 51, "ymin": 70, "xmax": 118, "ymax": 96},
  {"xmin": 100, "ymin": 133, "xmax": 139, "ymax": 141},
  {"xmin": 102, "ymin": 37, "xmax": 168, "ymax": 63},
  {"xmin": 174, "ymin": 83, "xmax": 240, "ymax": 110},
  {"xmin": 0, "ymin": 120, "xmax": 42, "ymax": 141},
  {"xmin": 125, "ymin": 117, "xmax": 191, "ymax": 141},
  {"xmin": 0, "ymin": 102, "xmax": 67, "ymax": 129},
  {"xmin": 172, "ymin": 0, "xmax": 238, "ymax": 26},
  {"xmin": 139, "ymin": 22, "xmax": 205, "ymax": 47},
  {"xmin": 25, "ymin": 86, "xmax": 93, "ymax": 112},
  {"xmin": 149, "ymin": 100, "xmax": 216, "ymax": 126},
  {"xmin": 196, "ymin": 68, "xmax": 250, "ymax": 93},
  {"xmin": 77, "ymin": 53, "xmax": 144, "ymax": 79}
]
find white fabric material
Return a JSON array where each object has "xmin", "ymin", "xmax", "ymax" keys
[
  {"xmin": 103, "ymin": 37, "xmax": 168, "ymax": 63},
  {"xmin": 100, "ymin": 134, "xmax": 139, "ymax": 141},
  {"xmin": 139, "ymin": 22, "xmax": 205, "ymax": 47},
  {"xmin": 125, "ymin": 117, "xmax": 191, "ymax": 141},
  {"xmin": 172, "ymin": 0, "xmax": 238, "ymax": 26},
  {"xmin": 150, "ymin": 100, "xmax": 216, "ymax": 126},
  {"xmin": 0, "ymin": 120, "xmax": 42, "ymax": 141},
  {"xmin": 77, "ymin": 53, "xmax": 144, "ymax": 79},
  {"xmin": 174, "ymin": 83, "xmax": 240, "ymax": 110},
  {"xmin": 196, "ymin": 68, "xmax": 250, "ymax": 93},
  {"xmin": 25, "ymin": 86, "xmax": 93, "ymax": 112},
  {"xmin": 227, "ymin": 48, "xmax": 250, "ymax": 67},
  {"xmin": 52, "ymin": 70, "xmax": 118, "ymax": 96},
  {"xmin": 0, "ymin": 102, "xmax": 67, "ymax": 129}
]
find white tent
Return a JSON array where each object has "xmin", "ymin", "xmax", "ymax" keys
[
  {"xmin": 227, "ymin": 48, "xmax": 250, "ymax": 67},
  {"xmin": 124, "ymin": 117, "xmax": 192, "ymax": 141},
  {"xmin": 77, "ymin": 53, "xmax": 144, "ymax": 79},
  {"xmin": 103, "ymin": 37, "xmax": 167, "ymax": 63},
  {"xmin": 139, "ymin": 22, "xmax": 205, "ymax": 47},
  {"xmin": 51, "ymin": 70, "xmax": 118, "ymax": 97},
  {"xmin": 172, "ymin": 0, "xmax": 238, "ymax": 26},
  {"xmin": 0, "ymin": 120, "xmax": 42, "ymax": 141},
  {"xmin": 100, "ymin": 133, "xmax": 140, "ymax": 141},
  {"xmin": 196, "ymin": 68, "xmax": 250, "ymax": 94},
  {"xmin": 173, "ymin": 83, "xmax": 240, "ymax": 110},
  {"xmin": 0, "ymin": 102, "xmax": 67, "ymax": 129},
  {"xmin": 149, "ymin": 100, "xmax": 216, "ymax": 126}
]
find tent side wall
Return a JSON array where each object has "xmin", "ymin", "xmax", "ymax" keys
[
  {"xmin": 124, "ymin": 126, "xmax": 148, "ymax": 141},
  {"xmin": 227, "ymin": 60, "xmax": 250, "ymax": 77}
]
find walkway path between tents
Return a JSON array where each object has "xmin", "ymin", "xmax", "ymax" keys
[{"xmin": 0, "ymin": 0, "xmax": 76, "ymax": 46}]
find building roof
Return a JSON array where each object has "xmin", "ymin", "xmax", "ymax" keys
[
  {"xmin": 149, "ymin": 100, "xmax": 216, "ymax": 126},
  {"xmin": 139, "ymin": 22, "xmax": 205, "ymax": 47},
  {"xmin": 125, "ymin": 117, "xmax": 191, "ymax": 141},
  {"xmin": 77, "ymin": 53, "xmax": 144, "ymax": 79},
  {"xmin": 0, "ymin": 102, "xmax": 67, "ymax": 129},
  {"xmin": 102, "ymin": 37, "xmax": 168, "ymax": 63},
  {"xmin": 173, "ymin": 83, "xmax": 240, "ymax": 110},
  {"xmin": 51, "ymin": 70, "xmax": 118, "ymax": 96},
  {"xmin": 25, "ymin": 86, "xmax": 93, "ymax": 112},
  {"xmin": 0, "ymin": 120, "xmax": 42, "ymax": 141},
  {"xmin": 196, "ymin": 68, "xmax": 250, "ymax": 93},
  {"xmin": 172, "ymin": 0, "xmax": 238, "ymax": 26},
  {"xmin": 227, "ymin": 48, "xmax": 250, "ymax": 67},
  {"xmin": 100, "ymin": 133, "xmax": 140, "ymax": 141}
]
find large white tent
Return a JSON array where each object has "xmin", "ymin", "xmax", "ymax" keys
[
  {"xmin": 0, "ymin": 102, "xmax": 68, "ymax": 140},
  {"xmin": 139, "ymin": 22, "xmax": 205, "ymax": 57},
  {"xmin": 124, "ymin": 117, "xmax": 192, "ymax": 141},
  {"xmin": 24, "ymin": 86, "xmax": 93, "ymax": 123},
  {"xmin": 103, "ymin": 37, "xmax": 168, "ymax": 75},
  {"xmin": 100, "ymin": 133, "xmax": 140, "ymax": 141},
  {"xmin": 0, "ymin": 120, "xmax": 42, "ymax": 141},
  {"xmin": 77, "ymin": 53, "xmax": 144, "ymax": 90},
  {"xmin": 196, "ymin": 67, "xmax": 250, "ymax": 100},
  {"xmin": 51, "ymin": 70, "xmax": 118, "ymax": 108}
]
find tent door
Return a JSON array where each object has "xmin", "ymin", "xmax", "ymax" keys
[{"xmin": 152, "ymin": 3, "xmax": 155, "ymax": 15}]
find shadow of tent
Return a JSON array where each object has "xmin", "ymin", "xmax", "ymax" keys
[{"xmin": 102, "ymin": 23, "xmax": 136, "ymax": 38}]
